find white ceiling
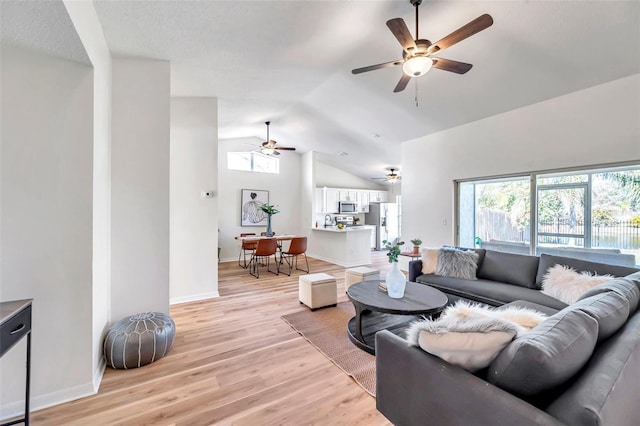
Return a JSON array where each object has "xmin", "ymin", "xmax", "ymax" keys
[{"xmin": 4, "ymin": 1, "xmax": 640, "ymax": 180}]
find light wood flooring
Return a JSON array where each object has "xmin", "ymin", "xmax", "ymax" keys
[{"xmin": 29, "ymin": 252, "xmax": 395, "ymax": 425}]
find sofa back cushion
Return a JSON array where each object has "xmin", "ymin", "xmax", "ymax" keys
[
  {"xmin": 578, "ymin": 276, "xmax": 640, "ymax": 314},
  {"xmin": 488, "ymin": 308, "xmax": 598, "ymax": 397},
  {"xmin": 477, "ymin": 250, "xmax": 539, "ymax": 289},
  {"xmin": 535, "ymin": 254, "xmax": 639, "ymax": 290},
  {"xmin": 546, "ymin": 312, "xmax": 640, "ymax": 426},
  {"xmin": 571, "ymin": 292, "xmax": 630, "ymax": 342}
]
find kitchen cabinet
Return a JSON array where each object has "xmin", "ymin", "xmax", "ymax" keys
[
  {"xmin": 325, "ymin": 189, "xmax": 340, "ymax": 213},
  {"xmin": 339, "ymin": 190, "xmax": 357, "ymax": 202},
  {"xmin": 370, "ymin": 191, "xmax": 388, "ymax": 203},
  {"xmin": 357, "ymin": 191, "xmax": 370, "ymax": 213},
  {"xmin": 314, "ymin": 187, "xmax": 389, "ymax": 213}
]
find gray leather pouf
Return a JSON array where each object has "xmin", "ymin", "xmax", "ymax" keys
[{"xmin": 103, "ymin": 312, "xmax": 175, "ymax": 369}]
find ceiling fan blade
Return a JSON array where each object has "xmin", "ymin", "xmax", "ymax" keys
[
  {"xmin": 427, "ymin": 14, "xmax": 493, "ymax": 55},
  {"xmin": 393, "ymin": 73, "xmax": 411, "ymax": 93},
  {"xmin": 272, "ymin": 150, "xmax": 280, "ymax": 156},
  {"xmin": 432, "ymin": 58, "xmax": 473, "ymax": 74},
  {"xmin": 274, "ymin": 147, "xmax": 296, "ymax": 151},
  {"xmin": 386, "ymin": 18, "xmax": 417, "ymax": 52},
  {"xmin": 352, "ymin": 60, "xmax": 403, "ymax": 75}
]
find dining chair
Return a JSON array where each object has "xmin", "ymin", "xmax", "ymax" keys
[
  {"xmin": 261, "ymin": 231, "xmax": 282, "ymax": 252},
  {"xmin": 249, "ymin": 238, "xmax": 279, "ymax": 278},
  {"xmin": 280, "ymin": 237, "xmax": 309, "ymax": 276},
  {"xmin": 238, "ymin": 233, "xmax": 257, "ymax": 269}
]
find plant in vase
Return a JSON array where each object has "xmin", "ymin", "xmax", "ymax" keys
[
  {"xmin": 260, "ymin": 203, "xmax": 280, "ymax": 237},
  {"xmin": 410, "ymin": 238, "xmax": 423, "ymax": 254},
  {"xmin": 383, "ymin": 239, "xmax": 406, "ymax": 299}
]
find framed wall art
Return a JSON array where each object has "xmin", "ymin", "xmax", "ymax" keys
[{"xmin": 241, "ymin": 189, "xmax": 269, "ymax": 227}]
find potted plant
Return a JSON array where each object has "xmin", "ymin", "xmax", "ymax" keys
[
  {"xmin": 260, "ymin": 203, "xmax": 280, "ymax": 237},
  {"xmin": 383, "ymin": 239, "xmax": 406, "ymax": 298},
  {"xmin": 410, "ymin": 238, "xmax": 423, "ymax": 254}
]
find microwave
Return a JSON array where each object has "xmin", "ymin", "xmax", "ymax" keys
[{"xmin": 339, "ymin": 201, "xmax": 358, "ymax": 213}]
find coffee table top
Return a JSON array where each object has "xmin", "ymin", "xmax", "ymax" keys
[{"xmin": 347, "ymin": 281, "xmax": 448, "ymax": 315}]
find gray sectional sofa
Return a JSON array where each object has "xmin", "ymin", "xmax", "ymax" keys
[{"xmin": 377, "ymin": 249, "xmax": 640, "ymax": 425}]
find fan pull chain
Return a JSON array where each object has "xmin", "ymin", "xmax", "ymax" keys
[{"xmin": 415, "ymin": 78, "xmax": 419, "ymax": 107}]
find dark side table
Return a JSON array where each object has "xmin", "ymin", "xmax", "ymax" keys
[
  {"xmin": 346, "ymin": 281, "xmax": 447, "ymax": 354},
  {"xmin": 1, "ymin": 299, "xmax": 32, "ymax": 426}
]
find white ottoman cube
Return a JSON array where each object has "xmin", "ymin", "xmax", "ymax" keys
[
  {"xmin": 299, "ymin": 273, "xmax": 337, "ymax": 311},
  {"xmin": 345, "ymin": 267, "xmax": 380, "ymax": 290}
]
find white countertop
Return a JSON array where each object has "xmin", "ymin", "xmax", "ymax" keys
[{"xmin": 312, "ymin": 226, "xmax": 373, "ymax": 233}]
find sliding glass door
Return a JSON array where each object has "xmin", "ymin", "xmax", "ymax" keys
[{"xmin": 457, "ymin": 163, "xmax": 640, "ymax": 267}]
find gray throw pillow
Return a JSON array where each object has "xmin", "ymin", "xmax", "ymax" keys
[
  {"xmin": 436, "ymin": 249, "xmax": 479, "ymax": 280},
  {"xmin": 488, "ymin": 308, "xmax": 598, "ymax": 397}
]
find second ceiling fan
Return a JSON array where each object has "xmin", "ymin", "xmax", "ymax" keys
[
  {"xmin": 260, "ymin": 121, "xmax": 296, "ymax": 156},
  {"xmin": 352, "ymin": 0, "xmax": 493, "ymax": 93}
]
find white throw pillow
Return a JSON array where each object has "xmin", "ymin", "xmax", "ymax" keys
[
  {"xmin": 542, "ymin": 264, "xmax": 613, "ymax": 304},
  {"xmin": 417, "ymin": 330, "xmax": 515, "ymax": 372},
  {"xmin": 421, "ymin": 248, "xmax": 439, "ymax": 274},
  {"xmin": 406, "ymin": 301, "xmax": 548, "ymax": 371}
]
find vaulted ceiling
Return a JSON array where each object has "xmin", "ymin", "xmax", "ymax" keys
[{"xmin": 4, "ymin": 1, "xmax": 640, "ymax": 180}]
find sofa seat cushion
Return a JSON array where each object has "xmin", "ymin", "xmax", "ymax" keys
[
  {"xmin": 488, "ymin": 308, "xmax": 599, "ymax": 397},
  {"xmin": 571, "ymin": 292, "xmax": 630, "ymax": 342},
  {"xmin": 578, "ymin": 276, "xmax": 640, "ymax": 314},
  {"xmin": 546, "ymin": 312, "xmax": 640, "ymax": 426},
  {"xmin": 477, "ymin": 250, "xmax": 540, "ymax": 289},
  {"xmin": 535, "ymin": 254, "xmax": 639, "ymax": 289},
  {"xmin": 416, "ymin": 274, "xmax": 568, "ymax": 310}
]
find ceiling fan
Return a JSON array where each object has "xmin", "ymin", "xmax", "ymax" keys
[
  {"xmin": 372, "ymin": 168, "xmax": 402, "ymax": 183},
  {"xmin": 260, "ymin": 121, "xmax": 296, "ymax": 156},
  {"xmin": 352, "ymin": 0, "xmax": 493, "ymax": 93}
]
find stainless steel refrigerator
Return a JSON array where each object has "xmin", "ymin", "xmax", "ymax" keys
[{"xmin": 365, "ymin": 202, "xmax": 399, "ymax": 250}]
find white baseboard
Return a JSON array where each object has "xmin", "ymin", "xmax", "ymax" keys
[
  {"xmin": 0, "ymin": 381, "xmax": 97, "ymax": 422},
  {"xmin": 170, "ymin": 291, "xmax": 219, "ymax": 305},
  {"xmin": 306, "ymin": 253, "xmax": 369, "ymax": 268}
]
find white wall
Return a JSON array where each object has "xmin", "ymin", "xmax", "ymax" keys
[
  {"xmin": 110, "ymin": 58, "xmax": 170, "ymax": 321},
  {"xmin": 218, "ymin": 138, "xmax": 302, "ymax": 262},
  {"xmin": 1, "ymin": 45, "xmax": 94, "ymax": 417},
  {"xmin": 316, "ymin": 161, "xmax": 388, "ymax": 190},
  {"xmin": 402, "ymin": 74, "xmax": 640, "ymax": 247},
  {"xmin": 63, "ymin": 0, "xmax": 113, "ymax": 391},
  {"xmin": 170, "ymin": 97, "xmax": 219, "ymax": 303}
]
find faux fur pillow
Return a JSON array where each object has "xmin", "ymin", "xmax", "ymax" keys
[
  {"xmin": 406, "ymin": 302, "xmax": 547, "ymax": 371},
  {"xmin": 436, "ymin": 248, "xmax": 479, "ymax": 280},
  {"xmin": 542, "ymin": 264, "xmax": 614, "ymax": 304},
  {"xmin": 421, "ymin": 248, "xmax": 439, "ymax": 274}
]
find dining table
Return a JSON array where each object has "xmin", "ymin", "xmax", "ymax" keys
[{"xmin": 235, "ymin": 234, "xmax": 298, "ymax": 242}]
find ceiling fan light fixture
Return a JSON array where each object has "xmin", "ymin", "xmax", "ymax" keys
[
  {"xmin": 261, "ymin": 147, "xmax": 274, "ymax": 155},
  {"xmin": 402, "ymin": 56, "xmax": 433, "ymax": 77}
]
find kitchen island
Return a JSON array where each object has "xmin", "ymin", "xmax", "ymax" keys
[{"xmin": 309, "ymin": 226, "xmax": 373, "ymax": 267}]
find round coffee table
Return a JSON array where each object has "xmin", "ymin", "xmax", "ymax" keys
[{"xmin": 346, "ymin": 281, "xmax": 448, "ymax": 354}]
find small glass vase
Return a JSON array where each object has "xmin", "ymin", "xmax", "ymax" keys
[
  {"xmin": 386, "ymin": 261, "xmax": 406, "ymax": 298},
  {"xmin": 266, "ymin": 215, "xmax": 273, "ymax": 237}
]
